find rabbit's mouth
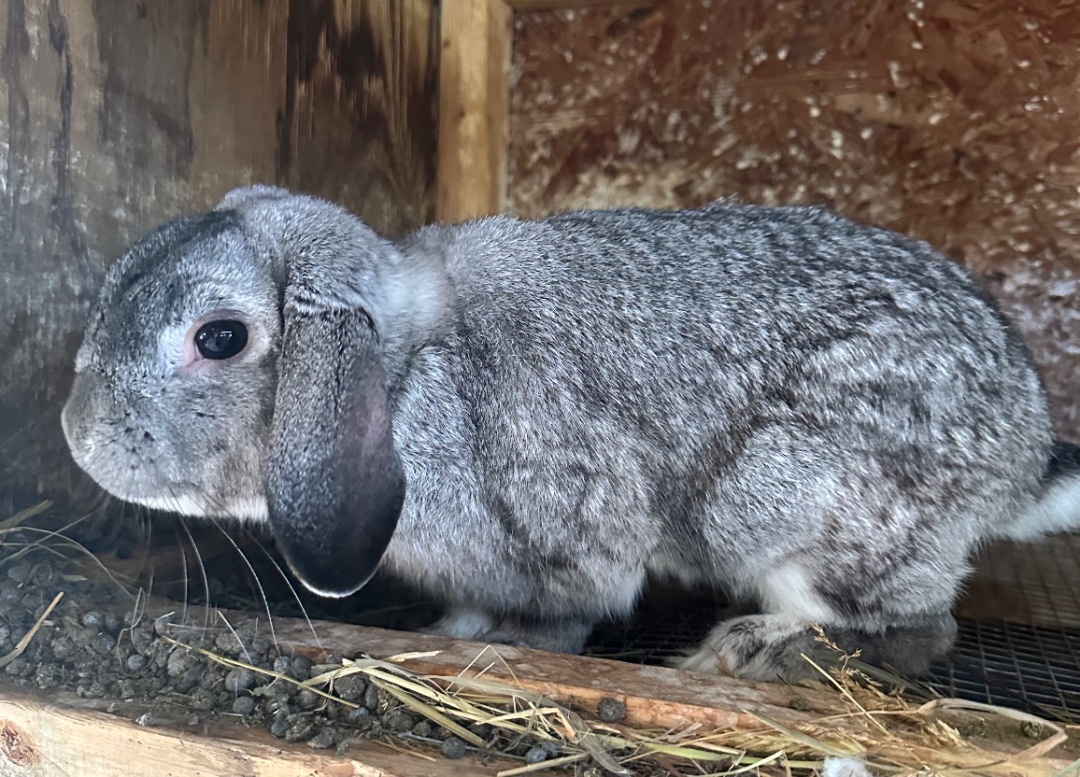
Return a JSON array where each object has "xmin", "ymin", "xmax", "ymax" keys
[{"xmin": 63, "ymin": 370, "xmax": 271, "ymax": 523}]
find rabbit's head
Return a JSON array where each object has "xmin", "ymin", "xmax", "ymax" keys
[{"xmin": 62, "ymin": 187, "xmax": 407, "ymax": 597}]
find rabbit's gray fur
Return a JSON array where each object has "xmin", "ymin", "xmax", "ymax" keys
[{"xmin": 63, "ymin": 186, "xmax": 1080, "ymax": 681}]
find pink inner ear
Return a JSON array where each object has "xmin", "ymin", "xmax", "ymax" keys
[{"xmin": 359, "ymin": 394, "xmax": 390, "ymax": 454}]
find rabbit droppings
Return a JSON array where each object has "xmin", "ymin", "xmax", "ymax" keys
[{"xmin": 62, "ymin": 187, "xmax": 1080, "ymax": 682}]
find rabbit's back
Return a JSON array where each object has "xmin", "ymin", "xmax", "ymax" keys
[
  {"xmin": 422, "ymin": 205, "xmax": 1050, "ymax": 483},
  {"xmin": 386, "ymin": 204, "xmax": 1052, "ymax": 629}
]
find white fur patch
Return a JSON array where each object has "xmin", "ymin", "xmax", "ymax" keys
[
  {"xmin": 822, "ymin": 757, "xmax": 874, "ymax": 777},
  {"xmin": 384, "ymin": 260, "xmax": 448, "ymax": 335},
  {"xmin": 997, "ymin": 474, "xmax": 1080, "ymax": 540},
  {"xmin": 223, "ymin": 496, "xmax": 270, "ymax": 522},
  {"xmin": 159, "ymin": 324, "xmax": 188, "ymax": 373},
  {"xmin": 132, "ymin": 493, "xmax": 268, "ymax": 523},
  {"xmin": 134, "ymin": 493, "xmax": 209, "ymax": 517},
  {"xmin": 757, "ymin": 563, "xmax": 836, "ymax": 623}
]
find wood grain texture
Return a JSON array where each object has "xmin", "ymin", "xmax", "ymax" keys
[
  {"xmin": 509, "ymin": 0, "xmax": 1080, "ymax": 440},
  {"xmin": 437, "ymin": 0, "xmax": 512, "ymax": 221},
  {"xmin": 0, "ymin": 687, "xmax": 509, "ymax": 777},
  {"xmin": 270, "ymin": 622, "xmax": 1076, "ymax": 774},
  {"xmin": 282, "ymin": 0, "xmax": 438, "ymax": 236},
  {"xmin": 0, "ymin": 0, "xmax": 438, "ymax": 516}
]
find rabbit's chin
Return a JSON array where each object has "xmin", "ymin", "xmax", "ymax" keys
[{"xmin": 131, "ymin": 493, "xmax": 269, "ymax": 523}]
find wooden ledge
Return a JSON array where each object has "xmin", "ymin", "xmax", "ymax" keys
[{"xmin": 0, "ymin": 686, "xmax": 513, "ymax": 777}]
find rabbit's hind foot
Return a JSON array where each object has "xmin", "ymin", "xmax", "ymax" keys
[{"xmin": 678, "ymin": 612, "xmax": 957, "ymax": 682}]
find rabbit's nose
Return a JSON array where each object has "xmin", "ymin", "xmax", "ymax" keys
[{"xmin": 61, "ymin": 374, "xmax": 92, "ymax": 449}]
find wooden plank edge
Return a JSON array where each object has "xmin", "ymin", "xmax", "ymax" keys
[
  {"xmin": 0, "ymin": 686, "xmax": 514, "ymax": 777},
  {"xmin": 257, "ymin": 615, "xmax": 1076, "ymax": 775},
  {"xmin": 129, "ymin": 596, "xmax": 1080, "ymax": 772}
]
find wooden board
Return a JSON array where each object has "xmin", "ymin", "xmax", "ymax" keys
[
  {"xmin": 268, "ymin": 620, "xmax": 1078, "ymax": 775},
  {"xmin": 0, "ymin": 687, "xmax": 513, "ymax": 777},
  {"xmin": 79, "ymin": 597, "xmax": 1080, "ymax": 774},
  {"xmin": 0, "ymin": 595, "xmax": 1075, "ymax": 774}
]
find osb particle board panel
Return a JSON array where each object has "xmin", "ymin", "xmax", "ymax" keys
[{"xmin": 508, "ymin": 0, "xmax": 1080, "ymax": 440}]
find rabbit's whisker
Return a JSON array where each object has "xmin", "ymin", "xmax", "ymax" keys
[
  {"xmin": 177, "ymin": 515, "xmax": 214, "ymax": 631},
  {"xmin": 207, "ymin": 515, "xmax": 279, "ymax": 651},
  {"xmin": 246, "ymin": 531, "xmax": 322, "ymax": 652}
]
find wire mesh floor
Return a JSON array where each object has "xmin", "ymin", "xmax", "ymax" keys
[{"xmin": 581, "ymin": 533, "xmax": 1080, "ymax": 723}]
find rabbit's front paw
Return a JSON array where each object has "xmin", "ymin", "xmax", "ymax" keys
[
  {"xmin": 482, "ymin": 616, "xmax": 594, "ymax": 655},
  {"xmin": 679, "ymin": 612, "xmax": 958, "ymax": 682}
]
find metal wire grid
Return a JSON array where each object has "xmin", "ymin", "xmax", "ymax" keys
[
  {"xmin": 926, "ymin": 619, "xmax": 1080, "ymax": 723},
  {"xmin": 583, "ymin": 589, "xmax": 717, "ymax": 665},
  {"xmin": 962, "ymin": 534, "xmax": 1080, "ymax": 630}
]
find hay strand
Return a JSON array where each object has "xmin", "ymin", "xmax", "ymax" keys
[{"xmin": 0, "ymin": 591, "xmax": 64, "ymax": 670}]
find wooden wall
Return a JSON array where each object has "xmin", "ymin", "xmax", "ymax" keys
[
  {"xmin": 509, "ymin": 0, "xmax": 1080, "ymax": 440},
  {"xmin": 0, "ymin": 0, "xmax": 438, "ymax": 514}
]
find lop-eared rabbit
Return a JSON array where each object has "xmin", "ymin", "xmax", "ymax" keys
[{"xmin": 63, "ymin": 187, "xmax": 1080, "ymax": 681}]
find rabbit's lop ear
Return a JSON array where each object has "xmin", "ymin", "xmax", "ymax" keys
[{"xmin": 266, "ymin": 293, "xmax": 406, "ymax": 598}]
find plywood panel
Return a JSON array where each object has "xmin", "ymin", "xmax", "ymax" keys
[
  {"xmin": 282, "ymin": 0, "xmax": 438, "ymax": 235},
  {"xmin": 509, "ymin": 0, "xmax": 1080, "ymax": 439}
]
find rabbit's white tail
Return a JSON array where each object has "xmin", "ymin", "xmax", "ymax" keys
[{"xmin": 995, "ymin": 440, "xmax": 1080, "ymax": 540}]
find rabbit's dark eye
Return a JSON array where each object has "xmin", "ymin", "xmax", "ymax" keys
[{"xmin": 195, "ymin": 320, "xmax": 248, "ymax": 360}]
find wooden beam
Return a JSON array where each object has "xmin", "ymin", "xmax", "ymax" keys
[
  {"xmin": 436, "ymin": 0, "xmax": 513, "ymax": 222},
  {"xmin": 0, "ymin": 687, "xmax": 514, "ymax": 777},
  {"xmin": 275, "ymin": 619, "xmax": 797, "ymax": 731},
  {"xmin": 506, "ymin": 0, "xmax": 655, "ymax": 10},
  {"xmin": 265, "ymin": 618, "xmax": 1075, "ymax": 775},
  {"xmin": 435, "ymin": 0, "xmax": 653, "ymax": 222}
]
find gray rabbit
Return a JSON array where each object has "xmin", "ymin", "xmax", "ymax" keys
[{"xmin": 62, "ymin": 186, "xmax": 1080, "ymax": 681}]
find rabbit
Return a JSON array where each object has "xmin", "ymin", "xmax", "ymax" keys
[{"xmin": 62, "ymin": 185, "xmax": 1080, "ymax": 682}]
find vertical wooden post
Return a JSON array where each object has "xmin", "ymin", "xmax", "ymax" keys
[{"xmin": 437, "ymin": 0, "xmax": 513, "ymax": 222}]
